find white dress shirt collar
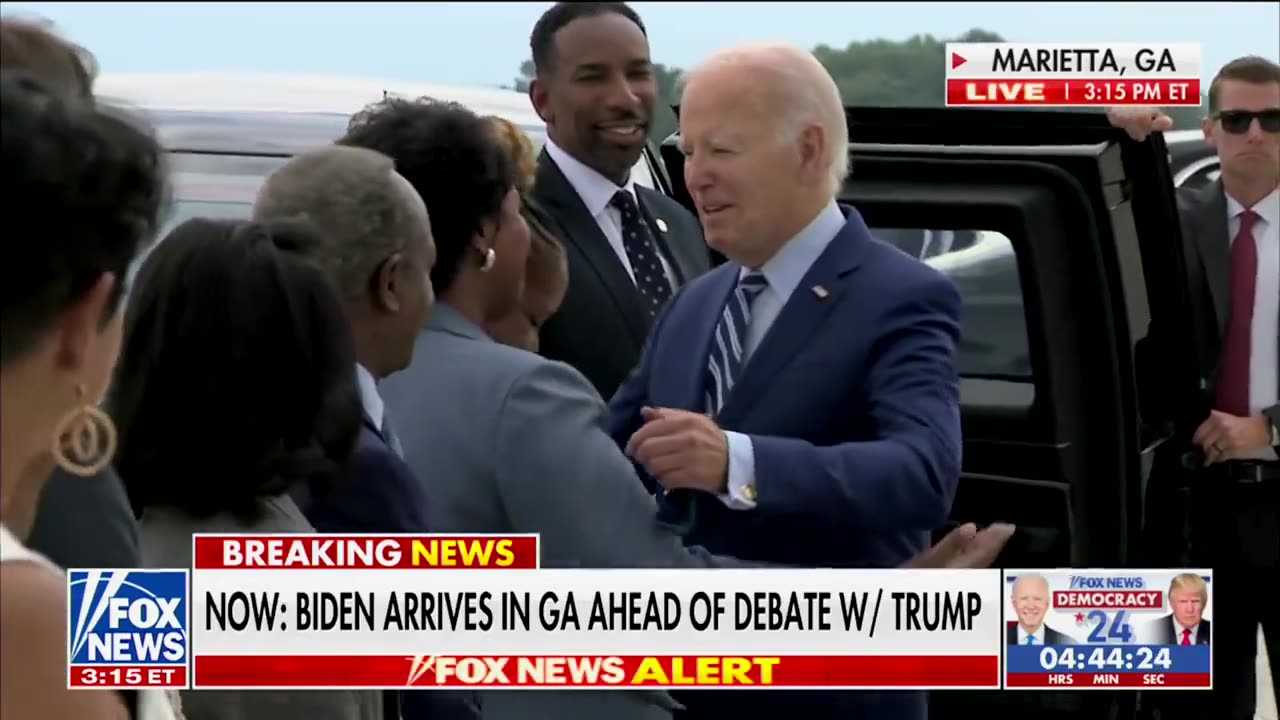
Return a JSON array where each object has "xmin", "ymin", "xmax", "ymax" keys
[
  {"xmin": 355, "ymin": 363, "xmax": 383, "ymax": 429},
  {"xmin": 1225, "ymin": 186, "xmax": 1280, "ymax": 229},
  {"xmin": 545, "ymin": 137, "xmax": 637, "ymax": 218},
  {"xmin": 1172, "ymin": 618, "xmax": 1200, "ymax": 644},
  {"xmin": 1017, "ymin": 625, "xmax": 1043, "ymax": 645}
]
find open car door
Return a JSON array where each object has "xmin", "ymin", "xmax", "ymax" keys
[{"xmin": 660, "ymin": 107, "xmax": 1203, "ymax": 720}]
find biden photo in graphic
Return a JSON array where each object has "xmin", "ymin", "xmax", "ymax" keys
[
  {"xmin": 1006, "ymin": 573, "xmax": 1079, "ymax": 647},
  {"xmin": 1142, "ymin": 573, "xmax": 1211, "ymax": 646}
]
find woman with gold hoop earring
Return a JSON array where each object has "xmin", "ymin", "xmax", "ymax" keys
[{"xmin": 0, "ymin": 71, "xmax": 177, "ymax": 720}]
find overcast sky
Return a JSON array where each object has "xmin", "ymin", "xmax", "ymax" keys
[{"xmin": 2, "ymin": 2, "xmax": 1277, "ymax": 88}]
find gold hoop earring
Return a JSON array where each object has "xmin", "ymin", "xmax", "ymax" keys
[
  {"xmin": 480, "ymin": 247, "xmax": 496, "ymax": 273},
  {"xmin": 50, "ymin": 384, "xmax": 117, "ymax": 477}
]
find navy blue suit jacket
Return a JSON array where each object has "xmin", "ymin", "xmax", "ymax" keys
[
  {"xmin": 607, "ymin": 205, "xmax": 963, "ymax": 720},
  {"xmin": 305, "ymin": 421, "xmax": 432, "ymax": 537},
  {"xmin": 302, "ymin": 419, "xmax": 479, "ymax": 720}
]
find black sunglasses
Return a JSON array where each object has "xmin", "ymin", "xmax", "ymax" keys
[{"xmin": 1212, "ymin": 108, "xmax": 1280, "ymax": 134}]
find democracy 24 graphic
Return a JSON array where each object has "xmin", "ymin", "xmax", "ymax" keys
[
  {"xmin": 67, "ymin": 569, "xmax": 189, "ymax": 689},
  {"xmin": 1002, "ymin": 569, "xmax": 1212, "ymax": 690}
]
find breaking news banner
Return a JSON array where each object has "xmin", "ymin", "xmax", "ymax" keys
[
  {"xmin": 945, "ymin": 43, "xmax": 1203, "ymax": 107},
  {"xmin": 1002, "ymin": 569, "xmax": 1213, "ymax": 690},
  {"xmin": 172, "ymin": 534, "xmax": 1003, "ymax": 690},
  {"xmin": 68, "ymin": 569, "xmax": 190, "ymax": 689}
]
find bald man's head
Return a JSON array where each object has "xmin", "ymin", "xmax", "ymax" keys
[{"xmin": 678, "ymin": 43, "xmax": 848, "ymax": 268}]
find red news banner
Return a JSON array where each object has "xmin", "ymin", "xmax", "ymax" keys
[
  {"xmin": 944, "ymin": 43, "xmax": 1202, "ymax": 107},
  {"xmin": 188, "ymin": 534, "xmax": 1004, "ymax": 690}
]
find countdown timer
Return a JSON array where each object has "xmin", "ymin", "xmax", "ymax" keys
[{"xmin": 1037, "ymin": 645, "xmax": 1172, "ymax": 672}]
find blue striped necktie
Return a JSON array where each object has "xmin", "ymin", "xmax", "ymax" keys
[{"xmin": 705, "ymin": 272, "xmax": 769, "ymax": 415}]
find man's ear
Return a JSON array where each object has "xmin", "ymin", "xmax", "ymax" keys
[
  {"xmin": 529, "ymin": 77, "xmax": 552, "ymax": 125},
  {"xmin": 373, "ymin": 254, "xmax": 404, "ymax": 313}
]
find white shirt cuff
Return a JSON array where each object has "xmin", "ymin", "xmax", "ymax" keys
[{"xmin": 718, "ymin": 431, "xmax": 757, "ymax": 510}]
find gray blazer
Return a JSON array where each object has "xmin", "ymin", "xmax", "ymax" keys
[
  {"xmin": 140, "ymin": 495, "xmax": 383, "ymax": 720},
  {"xmin": 381, "ymin": 304, "xmax": 756, "ymax": 720}
]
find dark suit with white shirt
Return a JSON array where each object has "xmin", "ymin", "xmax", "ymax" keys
[
  {"xmin": 531, "ymin": 142, "xmax": 710, "ymax": 401},
  {"xmin": 299, "ymin": 366, "xmax": 478, "ymax": 720},
  {"xmin": 1137, "ymin": 181, "xmax": 1278, "ymax": 720},
  {"xmin": 1148, "ymin": 615, "xmax": 1211, "ymax": 646}
]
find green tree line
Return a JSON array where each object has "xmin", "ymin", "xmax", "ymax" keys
[{"xmin": 510, "ymin": 28, "xmax": 1208, "ymax": 144}]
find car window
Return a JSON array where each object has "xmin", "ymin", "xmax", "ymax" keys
[
  {"xmin": 1179, "ymin": 165, "xmax": 1220, "ymax": 190},
  {"xmin": 874, "ymin": 228, "xmax": 1031, "ymax": 379}
]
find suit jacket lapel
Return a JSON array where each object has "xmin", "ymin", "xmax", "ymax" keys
[
  {"xmin": 636, "ymin": 187, "xmax": 698, "ymax": 285},
  {"xmin": 362, "ymin": 414, "xmax": 386, "ymax": 444},
  {"xmin": 532, "ymin": 150, "xmax": 650, "ymax": 345},
  {"xmin": 1191, "ymin": 182, "xmax": 1231, "ymax": 337},
  {"xmin": 716, "ymin": 207, "xmax": 867, "ymax": 425}
]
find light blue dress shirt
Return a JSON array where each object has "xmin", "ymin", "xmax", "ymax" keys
[{"xmin": 720, "ymin": 200, "xmax": 846, "ymax": 509}]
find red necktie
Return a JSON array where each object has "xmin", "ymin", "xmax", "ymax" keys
[
  {"xmin": 1214, "ymin": 209, "xmax": 1260, "ymax": 416},
  {"xmin": 1181, "ymin": 628, "xmax": 1192, "ymax": 646}
]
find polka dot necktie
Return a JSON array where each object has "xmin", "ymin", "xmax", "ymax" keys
[{"xmin": 610, "ymin": 190, "xmax": 673, "ymax": 317}]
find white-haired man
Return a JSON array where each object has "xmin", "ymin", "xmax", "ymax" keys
[{"xmin": 608, "ymin": 43, "xmax": 966, "ymax": 720}]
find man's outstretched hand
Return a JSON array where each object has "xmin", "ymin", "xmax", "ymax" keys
[{"xmin": 905, "ymin": 522, "xmax": 1016, "ymax": 569}]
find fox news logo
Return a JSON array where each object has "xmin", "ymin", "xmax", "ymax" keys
[{"xmin": 68, "ymin": 570, "xmax": 188, "ymax": 689}]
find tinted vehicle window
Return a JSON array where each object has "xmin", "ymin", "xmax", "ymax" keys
[{"xmin": 875, "ymin": 228, "xmax": 1031, "ymax": 379}]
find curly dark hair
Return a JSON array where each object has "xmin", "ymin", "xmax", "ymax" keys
[
  {"xmin": 340, "ymin": 96, "xmax": 516, "ymax": 296},
  {"xmin": 111, "ymin": 218, "xmax": 363, "ymax": 524},
  {"xmin": 0, "ymin": 70, "xmax": 166, "ymax": 366}
]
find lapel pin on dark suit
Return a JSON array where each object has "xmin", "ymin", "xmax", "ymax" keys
[
  {"xmin": 811, "ymin": 285, "xmax": 830, "ymax": 300},
  {"xmin": 655, "ymin": 218, "xmax": 669, "ymax": 233}
]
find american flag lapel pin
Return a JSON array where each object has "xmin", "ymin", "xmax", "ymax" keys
[
  {"xmin": 655, "ymin": 218, "xmax": 669, "ymax": 232},
  {"xmin": 811, "ymin": 285, "xmax": 829, "ymax": 299}
]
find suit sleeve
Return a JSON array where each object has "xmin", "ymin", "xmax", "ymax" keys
[
  {"xmin": 606, "ymin": 288, "xmax": 682, "ymax": 496},
  {"xmin": 341, "ymin": 444, "xmax": 432, "ymax": 534},
  {"xmin": 750, "ymin": 272, "xmax": 963, "ymax": 530},
  {"xmin": 496, "ymin": 360, "xmax": 760, "ymax": 569}
]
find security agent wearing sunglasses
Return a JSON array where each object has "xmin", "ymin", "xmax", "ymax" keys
[{"xmin": 1109, "ymin": 54, "xmax": 1279, "ymax": 720}]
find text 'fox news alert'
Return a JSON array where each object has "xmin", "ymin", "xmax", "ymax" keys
[
  {"xmin": 945, "ymin": 43, "xmax": 1203, "ymax": 107},
  {"xmin": 177, "ymin": 536, "xmax": 1006, "ymax": 690},
  {"xmin": 68, "ymin": 570, "xmax": 189, "ymax": 689}
]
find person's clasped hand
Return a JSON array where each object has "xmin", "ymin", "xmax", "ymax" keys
[
  {"xmin": 626, "ymin": 406, "xmax": 729, "ymax": 493},
  {"xmin": 1192, "ymin": 410, "xmax": 1273, "ymax": 465}
]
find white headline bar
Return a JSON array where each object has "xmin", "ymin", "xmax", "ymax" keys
[
  {"xmin": 190, "ymin": 568, "xmax": 1003, "ymax": 656},
  {"xmin": 946, "ymin": 43, "xmax": 1202, "ymax": 79}
]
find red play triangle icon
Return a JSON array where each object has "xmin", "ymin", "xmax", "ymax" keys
[{"xmin": 951, "ymin": 52, "xmax": 967, "ymax": 69}]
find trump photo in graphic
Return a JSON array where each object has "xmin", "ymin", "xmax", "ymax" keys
[
  {"xmin": 1142, "ymin": 573, "xmax": 1211, "ymax": 646},
  {"xmin": 1006, "ymin": 573, "xmax": 1079, "ymax": 647}
]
